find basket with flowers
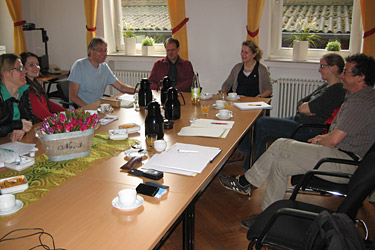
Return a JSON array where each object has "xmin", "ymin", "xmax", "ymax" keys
[{"xmin": 36, "ymin": 109, "xmax": 99, "ymax": 161}]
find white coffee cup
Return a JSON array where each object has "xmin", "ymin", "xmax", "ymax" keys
[
  {"xmin": 100, "ymin": 103, "xmax": 111, "ymax": 112},
  {"xmin": 118, "ymin": 189, "xmax": 137, "ymax": 206},
  {"xmin": 228, "ymin": 92, "xmax": 237, "ymax": 99},
  {"xmin": 0, "ymin": 194, "xmax": 16, "ymax": 211},
  {"xmin": 154, "ymin": 140, "xmax": 167, "ymax": 152},
  {"xmin": 215, "ymin": 100, "xmax": 225, "ymax": 108},
  {"xmin": 219, "ymin": 109, "xmax": 233, "ymax": 118}
]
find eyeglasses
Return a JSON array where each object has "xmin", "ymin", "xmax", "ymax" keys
[
  {"xmin": 11, "ymin": 66, "xmax": 26, "ymax": 72},
  {"xmin": 319, "ymin": 64, "xmax": 330, "ymax": 68},
  {"xmin": 343, "ymin": 69, "xmax": 354, "ymax": 75},
  {"xmin": 92, "ymin": 48, "xmax": 107, "ymax": 53}
]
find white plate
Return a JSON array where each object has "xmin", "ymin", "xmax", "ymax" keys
[
  {"xmin": 0, "ymin": 200, "xmax": 23, "ymax": 216},
  {"xmin": 118, "ymin": 123, "xmax": 141, "ymax": 134},
  {"xmin": 216, "ymin": 113, "xmax": 233, "ymax": 120},
  {"xmin": 124, "ymin": 148, "xmax": 147, "ymax": 158},
  {"xmin": 200, "ymin": 93, "xmax": 213, "ymax": 100},
  {"xmin": 226, "ymin": 96, "xmax": 240, "ymax": 101},
  {"xmin": 97, "ymin": 107, "xmax": 114, "ymax": 114},
  {"xmin": 0, "ymin": 176, "xmax": 28, "ymax": 194},
  {"xmin": 112, "ymin": 195, "xmax": 144, "ymax": 210},
  {"xmin": 212, "ymin": 104, "xmax": 225, "ymax": 110}
]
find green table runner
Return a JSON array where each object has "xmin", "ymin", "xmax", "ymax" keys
[{"xmin": 0, "ymin": 133, "xmax": 137, "ymax": 209}]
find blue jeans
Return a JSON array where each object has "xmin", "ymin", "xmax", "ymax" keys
[{"xmin": 238, "ymin": 116, "xmax": 321, "ymax": 171}]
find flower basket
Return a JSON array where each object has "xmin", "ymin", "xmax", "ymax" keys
[
  {"xmin": 35, "ymin": 109, "xmax": 98, "ymax": 162},
  {"xmin": 37, "ymin": 128, "xmax": 94, "ymax": 161}
]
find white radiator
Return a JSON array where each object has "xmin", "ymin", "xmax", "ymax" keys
[
  {"xmin": 107, "ymin": 70, "xmax": 150, "ymax": 95},
  {"xmin": 271, "ymin": 78, "xmax": 324, "ymax": 118}
]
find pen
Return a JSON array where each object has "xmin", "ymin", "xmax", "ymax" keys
[
  {"xmin": 177, "ymin": 149, "xmax": 199, "ymax": 153},
  {"xmin": 248, "ymin": 104, "xmax": 262, "ymax": 106},
  {"xmin": 211, "ymin": 122, "xmax": 228, "ymax": 125},
  {"xmin": 0, "ymin": 148, "xmax": 14, "ymax": 153}
]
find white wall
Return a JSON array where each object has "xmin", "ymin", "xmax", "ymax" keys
[
  {"xmin": 1, "ymin": 0, "xmax": 322, "ymax": 91},
  {"xmin": 0, "ymin": 0, "xmax": 15, "ymax": 53}
]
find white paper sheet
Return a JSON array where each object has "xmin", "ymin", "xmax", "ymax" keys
[
  {"xmin": 142, "ymin": 143, "xmax": 222, "ymax": 175},
  {"xmin": 234, "ymin": 101, "xmax": 272, "ymax": 110},
  {"xmin": 177, "ymin": 119, "xmax": 234, "ymax": 138},
  {"xmin": 177, "ymin": 127, "xmax": 226, "ymax": 138}
]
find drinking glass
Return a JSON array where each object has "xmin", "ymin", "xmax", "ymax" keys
[{"xmin": 201, "ymin": 103, "xmax": 210, "ymax": 115}]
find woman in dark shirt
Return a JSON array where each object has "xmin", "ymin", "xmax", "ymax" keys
[
  {"xmin": 237, "ymin": 53, "xmax": 346, "ymax": 171},
  {"xmin": 221, "ymin": 40, "xmax": 272, "ymax": 98},
  {"xmin": 0, "ymin": 54, "xmax": 35, "ymax": 141}
]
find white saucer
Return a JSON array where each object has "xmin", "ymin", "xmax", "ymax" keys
[
  {"xmin": 212, "ymin": 104, "xmax": 225, "ymax": 110},
  {"xmin": 216, "ymin": 113, "xmax": 233, "ymax": 120},
  {"xmin": 124, "ymin": 148, "xmax": 147, "ymax": 158},
  {"xmin": 0, "ymin": 200, "xmax": 23, "ymax": 216},
  {"xmin": 200, "ymin": 93, "xmax": 213, "ymax": 100},
  {"xmin": 226, "ymin": 96, "xmax": 240, "ymax": 101},
  {"xmin": 112, "ymin": 195, "xmax": 144, "ymax": 210}
]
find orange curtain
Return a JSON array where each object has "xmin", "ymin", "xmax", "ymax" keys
[
  {"xmin": 5, "ymin": 0, "xmax": 26, "ymax": 54},
  {"xmin": 246, "ymin": 0, "xmax": 265, "ymax": 45},
  {"xmin": 167, "ymin": 0, "xmax": 189, "ymax": 60},
  {"xmin": 84, "ymin": 0, "xmax": 98, "ymax": 48},
  {"xmin": 360, "ymin": 0, "xmax": 375, "ymax": 56}
]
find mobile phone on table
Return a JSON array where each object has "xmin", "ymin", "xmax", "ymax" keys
[{"xmin": 136, "ymin": 183, "xmax": 159, "ymax": 197}]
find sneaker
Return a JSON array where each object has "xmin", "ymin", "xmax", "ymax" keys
[
  {"xmin": 241, "ymin": 214, "xmax": 260, "ymax": 229},
  {"xmin": 219, "ymin": 174, "xmax": 252, "ymax": 196}
]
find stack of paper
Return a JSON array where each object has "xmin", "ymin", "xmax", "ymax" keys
[
  {"xmin": 116, "ymin": 94, "xmax": 134, "ymax": 108},
  {"xmin": 142, "ymin": 143, "xmax": 222, "ymax": 176},
  {"xmin": 177, "ymin": 119, "xmax": 234, "ymax": 138},
  {"xmin": 99, "ymin": 115, "xmax": 119, "ymax": 126},
  {"xmin": 234, "ymin": 101, "xmax": 272, "ymax": 110}
]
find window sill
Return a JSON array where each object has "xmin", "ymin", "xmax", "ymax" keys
[
  {"xmin": 108, "ymin": 51, "xmax": 165, "ymax": 58},
  {"xmin": 265, "ymin": 57, "xmax": 320, "ymax": 64}
]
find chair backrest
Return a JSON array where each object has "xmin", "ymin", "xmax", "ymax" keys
[
  {"xmin": 337, "ymin": 150, "xmax": 375, "ymax": 220},
  {"xmin": 56, "ymin": 80, "xmax": 70, "ymax": 102}
]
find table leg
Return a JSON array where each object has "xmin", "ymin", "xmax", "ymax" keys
[{"xmin": 183, "ymin": 202, "xmax": 195, "ymax": 249}]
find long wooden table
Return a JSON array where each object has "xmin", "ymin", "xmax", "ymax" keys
[{"xmin": 0, "ymin": 92, "xmax": 269, "ymax": 249}]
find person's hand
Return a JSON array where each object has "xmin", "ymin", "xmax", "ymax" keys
[
  {"xmin": 21, "ymin": 119, "xmax": 33, "ymax": 132},
  {"xmin": 308, "ymin": 135, "xmax": 323, "ymax": 145},
  {"xmin": 10, "ymin": 129, "xmax": 26, "ymax": 142}
]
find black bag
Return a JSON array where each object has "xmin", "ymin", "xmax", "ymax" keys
[{"xmin": 304, "ymin": 210, "xmax": 366, "ymax": 250}]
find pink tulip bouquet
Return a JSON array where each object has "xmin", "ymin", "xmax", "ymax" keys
[{"xmin": 39, "ymin": 109, "xmax": 99, "ymax": 135}]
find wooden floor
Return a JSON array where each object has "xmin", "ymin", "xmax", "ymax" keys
[{"xmin": 160, "ymin": 152, "xmax": 375, "ymax": 250}]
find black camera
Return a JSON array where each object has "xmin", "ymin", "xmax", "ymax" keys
[{"xmin": 22, "ymin": 23, "xmax": 36, "ymax": 31}]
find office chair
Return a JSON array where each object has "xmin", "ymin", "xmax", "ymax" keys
[
  {"xmin": 247, "ymin": 151, "xmax": 375, "ymax": 250},
  {"xmin": 56, "ymin": 80, "xmax": 78, "ymax": 109},
  {"xmin": 290, "ymin": 142, "xmax": 375, "ymax": 197}
]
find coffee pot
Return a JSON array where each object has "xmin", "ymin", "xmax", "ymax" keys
[
  {"xmin": 134, "ymin": 78, "xmax": 152, "ymax": 107},
  {"xmin": 158, "ymin": 76, "xmax": 173, "ymax": 104},
  {"xmin": 145, "ymin": 101, "xmax": 164, "ymax": 139},
  {"xmin": 164, "ymin": 87, "xmax": 185, "ymax": 120}
]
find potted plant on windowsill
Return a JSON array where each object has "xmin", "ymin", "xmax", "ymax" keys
[
  {"xmin": 123, "ymin": 26, "xmax": 136, "ymax": 55},
  {"xmin": 288, "ymin": 20, "xmax": 321, "ymax": 61},
  {"xmin": 325, "ymin": 40, "xmax": 341, "ymax": 52},
  {"xmin": 141, "ymin": 36, "xmax": 155, "ymax": 56}
]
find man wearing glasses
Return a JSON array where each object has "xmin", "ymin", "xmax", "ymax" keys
[
  {"xmin": 220, "ymin": 54, "xmax": 375, "ymax": 229},
  {"xmin": 68, "ymin": 37, "xmax": 135, "ymax": 107}
]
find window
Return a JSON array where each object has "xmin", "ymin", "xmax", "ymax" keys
[
  {"xmin": 113, "ymin": 0, "xmax": 171, "ymax": 55},
  {"xmin": 121, "ymin": 0, "xmax": 171, "ymax": 44},
  {"xmin": 269, "ymin": 0, "xmax": 362, "ymax": 60}
]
